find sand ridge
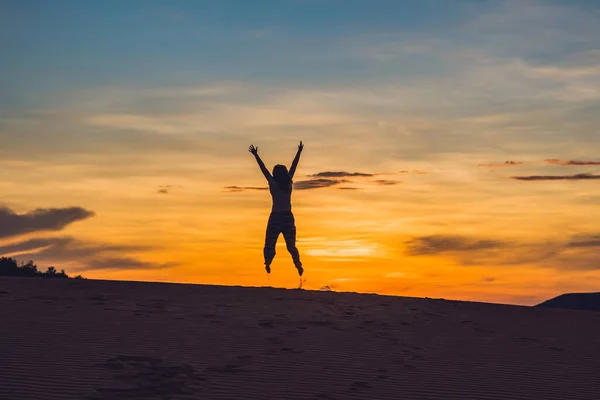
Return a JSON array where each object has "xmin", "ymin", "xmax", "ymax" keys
[{"xmin": 1, "ymin": 277, "xmax": 600, "ymax": 399}]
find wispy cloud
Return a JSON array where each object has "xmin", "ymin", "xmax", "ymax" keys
[
  {"xmin": 308, "ymin": 171, "xmax": 373, "ymax": 178},
  {"xmin": 511, "ymin": 173, "xmax": 600, "ymax": 181},
  {"xmin": 405, "ymin": 233, "xmax": 600, "ymax": 271},
  {"xmin": 373, "ymin": 179, "xmax": 400, "ymax": 186},
  {"xmin": 405, "ymin": 235, "xmax": 506, "ymax": 256},
  {"xmin": 293, "ymin": 179, "xmax": 348, "ymax": 190},
  {"xmin": 85, "ymin": 257, "xmax": 175, "ymax": 271},
  {"xmin": 544, "ymin": 159, "xmax": 600, "ymax": 166},
  {"xmin": 478, "ymin": 161, "xmax": 524, "ymax": 168},
  {"xmin": 0, "ymin": 206, "xmax": 95, "ymax": 239},
  {"xmin": 566, "ymin": 234, "xmax": 600, "ymax": 248},
  {"xmin": 0, "ymin": 237, "xmax": 146, "ymax": 257},
  {"xmin": 224, "ymin": 186, "xmax": 268, "ymax": 192},
  {"xmin": 398, "ymin": 170, "xmax": 428, "ymax": 174},
  {"xmin": 157, "ymin": 184, "xmax": 183, "ymax": 194},
  {"xmin": 0, "ymin": 236, "xmax": 174, "ymax": 271}
]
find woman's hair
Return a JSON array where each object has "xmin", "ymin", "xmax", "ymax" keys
[{"xmin": 272, "ymin": 164, "xmax": 292, "ymax": 193}]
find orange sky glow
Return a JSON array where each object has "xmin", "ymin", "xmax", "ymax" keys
[{"xmin": 2, "ymin": 1, "xmax": 600, "ymax": 305}]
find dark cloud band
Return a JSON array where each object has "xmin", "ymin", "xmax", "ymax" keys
[
  {"xmin": 0, "ymin": 207, "xmax": 95, "ymax": 238},
  {"xmin": 294, "ymin": 179, "xmax": 347, "ymax": 190},
  {"xmin": 478, "ymin": 161, "xmax": 524, "ymax": 168},
  {"xmin": 511, "ymin": 173, "xmax": 600, "ymax": 181},
  {"xmin": 544, "ymin": 159, "xmax": 600, "ymax": 166},
  {"xmin": 308, "ymin": 171, "xmax": 373, "ymax": 178},
  {"xmin": 0, "ymin": 236, "xmax": 173, "ymax": 271},
  {"xmin": 404, "ymin": 233, "xmax": 600, "ymax": 271}
]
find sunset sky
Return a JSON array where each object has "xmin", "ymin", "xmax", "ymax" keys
[{"xmin": 2, "ymin": 0, "xmax": 600, "ymax": 305}]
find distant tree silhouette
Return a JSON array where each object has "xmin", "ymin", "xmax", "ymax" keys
[{"xmin": 0, "ymin": 257, "xmax": 83, "ymax": 279}]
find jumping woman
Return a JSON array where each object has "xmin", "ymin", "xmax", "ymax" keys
[{"xmin": 249, "ymin": 141, "xmax": 304, "ymax": 277}]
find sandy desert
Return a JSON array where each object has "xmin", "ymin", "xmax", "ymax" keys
[{"xmin": 1, "ymin": 277, "xmax": 600, "ymax": 399}]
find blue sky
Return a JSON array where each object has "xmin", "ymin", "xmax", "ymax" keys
[
  {"xmin": 1, "ymin": 0, "xmax": 459, "ymax": 100},
  {"xmin": 4, "ymin": 0, "xmax": 596, "ymax": 102},
  {"xmin": 2, "ymin": 0, "xmax": 599, "ymax": 113}
]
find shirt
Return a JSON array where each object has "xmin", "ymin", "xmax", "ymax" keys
[{"xmin": 268, "ymin": 177, "xmax": 292, "ymax": 212}]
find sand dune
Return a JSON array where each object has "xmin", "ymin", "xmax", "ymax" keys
[
  {"xmin": 1, "ymin": 278, "xmax": 600, "ymax": 400},
  {"xmin": 537, "ymin": 293, "xmax": 600, "ymax": 312}
]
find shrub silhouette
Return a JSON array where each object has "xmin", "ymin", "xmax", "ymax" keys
[{"xmin": 0, "ymin": 257, "xmax": 82, "ymax": 279}]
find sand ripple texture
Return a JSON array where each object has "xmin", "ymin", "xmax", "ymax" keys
[{"xmin": 1, "ymin": 278, "xmax": 600, "ymax": 399}]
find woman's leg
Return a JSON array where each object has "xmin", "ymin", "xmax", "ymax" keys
[
  {"xmin": 263, "ymin": 213, "xmax": 281, "ymax": 273},
  {"xmin": 281, "ymin": 212, "xmax": 303, "ymax": 276}
]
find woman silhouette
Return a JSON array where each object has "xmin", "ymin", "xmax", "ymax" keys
[{"xmin": 249, "ymin": 141, "xmax": 304, "ymax": 277}]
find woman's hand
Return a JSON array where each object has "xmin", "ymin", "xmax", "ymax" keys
[
  {"xmin": 298, "ymin": 141, "xmax": 304, "ymax": 152},
  {"xmin": 249, "ymin": 144, "xmax": 258, "ymax": 155}
]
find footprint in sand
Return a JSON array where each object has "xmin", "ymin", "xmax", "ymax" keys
[
  {"xmin": 236, "ymin": 355, "xmax": 254, "ymax": 363},
  {"xmin": 205, "ymin": 364, "xmax": 245, "ymax": 373},
  {"xmin": 89, "ymin": 355, "xmax": 206, "ymax": 399},
  {"xmin": 266, "ymin": 336, "xmax": 284, "ymax": 345},
  {"xmin": 516, "ymin": 336, "xmax": 542, "ymax": 345},
  {"xmin": 301, "ymin": 319, "xmax": 337, "ymax": 328},
  {"xmin": 349, "ymin": 381, "xmax": 374, "ymax": 392},
  {"xmin": 258, "ymin": 319, "xmax": 275, "ymax": 328},
  {"xmin": 376, "ymin": 368, "xmax": 389, "ymax": 380},
  {"xmin": 215, "ymin": 303, "xmax": 236, "ymax": 308},
  {"xmin": 88, "ymin": 295, "xmax": 107, "ymax": 305},
  {"xmin": 314, "ymin": 394, "xmax": 336, "ymax": 399},
  {"xmin": 136, "ymin": 301, "xmax": 166, "ymax": 313}
]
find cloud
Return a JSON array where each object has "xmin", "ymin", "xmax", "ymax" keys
[
  {"xmin": 373, "ymin": 179, "xmax": 401, "ymax": 186},
  {"xmin": 0, "ymin": 237, "xmax": 65, "ymax": 255},
  {"xmin": 566, "ymin": 234, "xmax": 600, "ymax": 248},
  {"xmin": 0, "ymin": 237, "xmax": 147, "ymax": 258},
  {"xmin": 228, "ymin": 176, "xmax": 399, "ymax": 192},
  {"xmin": 482, "ymin": 277, "xmax": 497, "ymax": 283},
  {"xmin": 404, "ymin": 233, "xmax": 600, "ymax": 271},
  {"xmin": 308, "ymin": 171, "xmax": 373, "ymax": 178},
  {"xmin": 157, "ymin": 184, "xmax": 183, "ymax": 194},
  {"xmin": 0, "ymin": 206, "xmax": 95, "ymax": 238},
  {"xmin": 308, "ymin": 171, "xmax": 422, "ymax": 179},
  {"xmin": 511, "ymin": 173, "xmax": 600, "ymax": 181},
  {"xmin": 544, "ymin": 159, "xmax": 600, "ymax": 166},
  {"xmin": 405, "ymin": 235, "xmax": 506, "ymax": 256},
  {"xmin": 293, "ymin": 179, "xmax": 347, "ymax": 190},
  {"xmin": 0, "ymin": 236, "xmax": 173, "ymax": 271},
  {"xmin": 85, "ymin": 257, "xmax": 175, "ymax": 271},
  {"xmin": 478, "ymin": 161, "xmax": 524, "ymax": 168},
  {"xmin": 226, "ymin": 178, "xmax": 363, "ymax": 191},
  {"xmin": 224, "ymin": 185, "xmax": 268, "ymax": 192}
]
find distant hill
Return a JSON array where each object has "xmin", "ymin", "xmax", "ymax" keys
[{"xmin": 536, "ymin": 293, "xmax": 600, "ymax": 312}]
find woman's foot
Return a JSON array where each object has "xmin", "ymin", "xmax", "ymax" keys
[
  {"xmin": 295, "ymin": 262, "xmax": 303, "ymax": 276},
  {"xmin": 265, "ymin": 263, "xmax": 271, "ymax": 274}
]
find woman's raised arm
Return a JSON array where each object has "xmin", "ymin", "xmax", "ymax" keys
[
  {"xmin": 249, "ymin": 144, "xmax": 272, "ymax": 181},
  {"xmin": 289, "ymin": 141, "xmax": 303, "ymax": 179}
]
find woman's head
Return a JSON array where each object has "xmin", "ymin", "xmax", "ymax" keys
[{"xmin": 272, "ymin": 164, "xmax": 292, "ymax": 193}]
